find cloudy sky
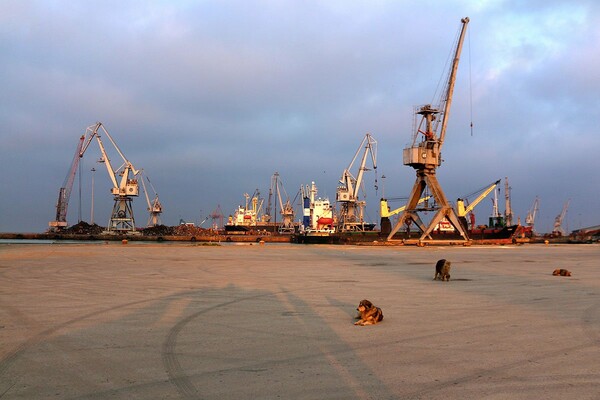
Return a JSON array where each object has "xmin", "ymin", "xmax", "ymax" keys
[{"xmin": 1, "ymin": 0, "xmax": 599, "ymax": 234}]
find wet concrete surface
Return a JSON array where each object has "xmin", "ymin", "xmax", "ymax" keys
[{"xmin": 0, "ymin": 243, "xmax": 598, "ymax": 399}]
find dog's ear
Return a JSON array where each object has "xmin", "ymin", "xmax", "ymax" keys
[{"xmin": 362, "ymin": 300, "xmax": 373, "ymax": 308}]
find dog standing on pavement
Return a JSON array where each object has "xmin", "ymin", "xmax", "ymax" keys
[{"xmin": 434, "ymin": 259, "xmax": 451, "ymax": 281}]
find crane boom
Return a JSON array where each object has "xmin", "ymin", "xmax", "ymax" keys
[
  {"xmin": 80, "ymin": 123, "xmax": 139, "ymax": 196},
  {"xmin": 380, "ymin": 196, "xmax": 431, "ymax": 218},
  {"xmin": 49, "ymin": 135, "xmax": 85, "ymax": 231},
  {"xmin": 439, "ymin": 17, "xmax": 470, "ymax": 146},
  {"xmin": 83, "ymin": 126, "xmax": 118, "ymax": 189},
  {"xmin": 456, "ymin": 179, "xmax": 501, "ymax": 217}
]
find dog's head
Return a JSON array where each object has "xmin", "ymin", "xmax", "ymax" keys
[{"xmin": 357, "ymin": 299, "xmax": 373, "ymax": 312}]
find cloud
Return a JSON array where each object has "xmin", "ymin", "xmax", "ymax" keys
[{"xmin": 0, "ymin": 0, "xmax": 598, "ymax": 234}]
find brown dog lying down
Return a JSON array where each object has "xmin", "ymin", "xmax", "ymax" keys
[
  {"xmin": 434, "ymin": 259, "xmax": 451, "ymax": 281},
  {"xmin": 355, "ymin": 299, "xmax": 384, "ymax": 326},
  {"xmin": 552, "ymin": 268, "xmax": 572, "ymax": 276}
]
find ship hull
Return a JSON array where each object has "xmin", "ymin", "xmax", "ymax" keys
[
  {"xmin": 225, "ymin": 223, "xmax": 297, "ymax": 234},
  {"xmin": 292, "ymin": 231, "xmax": 383, "ymax": 244},
  {"xmin": 293, "ymin": 224, "xmax": 531, "ymax": 244}
]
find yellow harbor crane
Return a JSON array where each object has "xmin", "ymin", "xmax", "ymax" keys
[
  {"xmin": 456, "ymin": 179, "xmax": 501, "ymax": 230},
  {"xmin": 380, "ymin": 196, "xmax": 431, "ymax": 235},
  {"xmin": 387, "ymin": 17, "xmax": 470, "ymax": 243}
]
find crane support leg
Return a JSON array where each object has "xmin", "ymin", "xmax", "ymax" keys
[
  {"xmin": 387, "ymin": 170, "xmax": 469, "ymax": 242},
  {"xmin": 108, "ymin": 196, "xmax": 137, "ymax": 233},
  {"xmin": 387, "ymin": 171, "xmax": 427, "ymax": 239}
]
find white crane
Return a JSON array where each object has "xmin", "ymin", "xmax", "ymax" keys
[
  {"xmin": 525, "ymin": 196, "xmax": 539, "ymax": 230},
  {"xmin": 139, "ymin": 170, "xmax": 163, "ymax": 227},
  {"xmin": 268, "ymin": 172, "xmax": 295, "ymax": 233},
  {"xmin": 388, "ymin": 17, "xmax": 470, "ymax": 243},
  {"xmin": 552, "ymin": 199, "xmax": 570, "ymax": 237},
  {"xmin": 80, "ymin": 122, "xmax": 140, "ymax": 233},
  {"xmin": 336, "ymin": 133, "xmax": 377, "ymax": 232}
]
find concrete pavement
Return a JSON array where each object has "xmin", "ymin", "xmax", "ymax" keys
[{"xmin": 0, "ymin": 243, "xmax": 598, "ymax": 399}]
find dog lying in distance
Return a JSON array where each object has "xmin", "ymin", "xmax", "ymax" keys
[
  {"xmin": 552, "ymin": 268, "xmax": 572, "ymax": 276},
  {"xmin": 355, "ymin": 299, "xmax": 383, "ymax": 326},
  {"xmin": 434, "ymin": 259, "xmax": 451, "ymax": 281}
]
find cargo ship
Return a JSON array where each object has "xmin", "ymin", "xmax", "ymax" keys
[
  {"xmin": 224, "ymin": 191, "xmax": 298, "ymax": 234},
  {"xmin": 224, "ymin": 192, "xmax": 278, "ymax": 234},
  {"xmin": 291, "ymin": 182, "xmax": 337, "ymax": 243}
]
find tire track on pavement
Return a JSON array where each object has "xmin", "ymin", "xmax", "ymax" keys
[{"xmin": 161, "ymin": 291, "xmax": 287, "ymax": 399}]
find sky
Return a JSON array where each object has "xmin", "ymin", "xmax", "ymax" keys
[{"xmin": 1, "ymin": 0, "xmax": 599, "ymax": 234}]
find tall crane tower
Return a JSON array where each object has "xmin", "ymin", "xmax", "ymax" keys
[
  {"xmin": 80, "ymin": 122, "xmax": 140, "ymax": 233},
  {"xmin": 387, "ymin": 17, "xmax": 470, "ymax": 243},
  {"xmin": 336, "ymin": 133, "xmax": 377, "ymax": 232},
  {"xmin": 49, "ymin": 135, "xmax": 85, "ymax": 231}
]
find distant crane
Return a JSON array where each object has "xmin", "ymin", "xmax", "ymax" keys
[
  {"xmin": 49, "ymin": 135, "xmax": 85, "ymax": 231},
  {"xmin": 336, "ymin": 133, "xmax": 377, "ymax": 232},
  {"xmin": 552, "ymin": 199, "xmax": 570, "ymax": 236},
  {"xmin": 504, "ymin": 177, "xmax": 513, "ymax": 226},
  {"xmin": 388, "ymin": 17, "xmax": 470, "ymax": 243},
  {"xmin": 139, "ymin": 170, "xmax": 163, "ymax": 227},
  {"xmin": 265, "ymin": 172, "xmax": 295, "ymax": 232},
  {"xmin": 525, "ymin": 196, "xmax": 539, "ymax": 231},
  {"xmin": 456, "ymin": 179, "xmax": 501, "ymax": 230},
  {"xmin": 80, "ymin": 122, "xmax": 140, "ymax": 233},
  {"xmin": 380, "ymin": 195, "xmax": 431, "ymax": 235},
  {"xmin": 489, "ymin": 186, "xmax": 506, "ymax": 228},
  {"xmin": 209, "ymin": 205, "xmax": 224, "ymax": 230}
]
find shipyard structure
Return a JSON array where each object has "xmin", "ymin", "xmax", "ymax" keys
[{"xmin": 37, "ymin": 17, "xmax": 596, "ymax": 245}]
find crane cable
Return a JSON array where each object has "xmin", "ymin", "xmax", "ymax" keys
[{"xmin": 468, "ymin": 25, "xmax": 474, "ymax": 136}]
